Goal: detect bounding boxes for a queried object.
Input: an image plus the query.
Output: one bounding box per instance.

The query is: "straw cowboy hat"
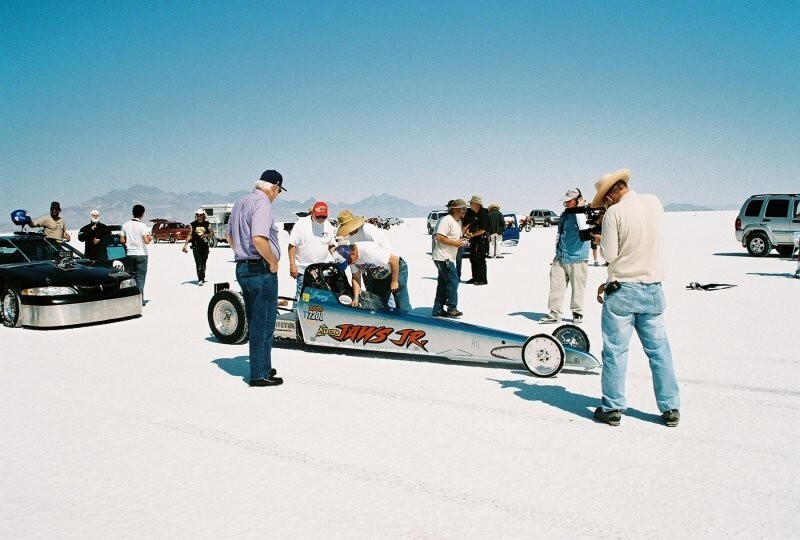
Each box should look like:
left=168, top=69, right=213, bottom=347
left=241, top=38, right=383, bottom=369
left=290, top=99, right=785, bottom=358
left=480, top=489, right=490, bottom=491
left=336, top=209, right=366, bottom=237
left=488, top=203, right=500, bottom=212
left=591, top=168, right=631, bottom=208
left=447, top=199, right=469, bottom=209
left=469, top=195, right=483, bottom=206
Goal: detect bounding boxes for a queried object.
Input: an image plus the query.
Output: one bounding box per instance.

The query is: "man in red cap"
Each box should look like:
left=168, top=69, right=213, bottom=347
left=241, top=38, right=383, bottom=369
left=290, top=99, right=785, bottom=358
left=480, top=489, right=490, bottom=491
left=288, top=201, right=337, bottom=300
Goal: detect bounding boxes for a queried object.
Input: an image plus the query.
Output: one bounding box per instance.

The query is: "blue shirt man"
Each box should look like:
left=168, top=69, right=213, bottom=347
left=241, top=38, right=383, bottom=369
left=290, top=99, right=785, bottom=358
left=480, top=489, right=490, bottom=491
left=226, top=170, right=286, bottom=387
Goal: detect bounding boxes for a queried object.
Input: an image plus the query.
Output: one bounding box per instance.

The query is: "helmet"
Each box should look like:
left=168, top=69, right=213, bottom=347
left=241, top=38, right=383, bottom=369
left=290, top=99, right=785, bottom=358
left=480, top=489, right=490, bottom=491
left=11, top=209, right=32, bottom=226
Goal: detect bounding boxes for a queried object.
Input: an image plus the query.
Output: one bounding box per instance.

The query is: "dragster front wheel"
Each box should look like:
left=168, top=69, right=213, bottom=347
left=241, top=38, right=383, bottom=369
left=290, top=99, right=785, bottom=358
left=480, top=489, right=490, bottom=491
left=553, top=324, right=590, bottom=352
left=522, top=334, right=565, bottom=377
left=208, top=290, right=249, bottom=344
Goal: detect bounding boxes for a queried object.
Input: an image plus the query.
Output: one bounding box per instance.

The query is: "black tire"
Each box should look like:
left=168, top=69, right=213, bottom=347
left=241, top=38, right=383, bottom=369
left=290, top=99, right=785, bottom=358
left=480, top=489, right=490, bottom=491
left=544, top=221, right=551, bottom=227
left=776, top=245, right=794, bottom=257
left=208, top=290, right=249, bottom=344
left=207, top=236, right=217, bottom=248
left=553, top=324, right=590, bottom=352
left=152, top=236, right=158, bottom=244
left=522, top=334, right=564, bottom=377
left=746, top=232, right=771, bottom=257
left=525, top=222, right=532, bottom=232
left=1, top=288, right=22, bottom=328
left=168, top=234, right=176, bottom=244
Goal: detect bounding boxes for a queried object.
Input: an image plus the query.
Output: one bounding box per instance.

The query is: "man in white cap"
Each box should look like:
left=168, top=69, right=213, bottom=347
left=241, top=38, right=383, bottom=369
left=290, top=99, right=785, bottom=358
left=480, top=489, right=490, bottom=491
left=464, top=195, right=489, bottom=285
left=589, top=168, right=680, bottom=427
left=539, top=188, right=590, bottom=324
left=288, top=201, right=336, bottom=299
left=182, top=209, right=213, bottom=285
left=78, top=209, right=110, bottom=260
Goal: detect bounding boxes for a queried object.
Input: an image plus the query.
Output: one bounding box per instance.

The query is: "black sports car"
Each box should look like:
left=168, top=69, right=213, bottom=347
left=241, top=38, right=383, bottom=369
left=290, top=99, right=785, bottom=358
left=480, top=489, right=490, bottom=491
left=0, top=232, right=141, bottom=328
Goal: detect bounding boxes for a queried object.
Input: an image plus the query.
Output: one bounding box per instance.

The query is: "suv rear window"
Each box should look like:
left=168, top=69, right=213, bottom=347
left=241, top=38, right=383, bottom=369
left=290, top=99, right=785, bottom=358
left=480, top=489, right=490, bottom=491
left=744, top=199, right=763, bottom=217
left=765, top=199, right=790, bottom=218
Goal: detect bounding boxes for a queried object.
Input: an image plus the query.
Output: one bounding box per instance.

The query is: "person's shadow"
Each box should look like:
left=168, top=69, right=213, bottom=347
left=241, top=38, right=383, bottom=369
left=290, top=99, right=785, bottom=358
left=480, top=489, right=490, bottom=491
left=508, top=311, right=546, bottom=322
left=488, top=376, right=662, bottom=424
left=212, top=356, right=251, bottom=382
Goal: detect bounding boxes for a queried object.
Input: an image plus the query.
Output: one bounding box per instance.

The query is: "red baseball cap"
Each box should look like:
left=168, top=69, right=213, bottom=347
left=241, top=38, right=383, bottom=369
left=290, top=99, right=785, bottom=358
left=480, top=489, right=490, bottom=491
left=312, top=201, right=328, bottom=217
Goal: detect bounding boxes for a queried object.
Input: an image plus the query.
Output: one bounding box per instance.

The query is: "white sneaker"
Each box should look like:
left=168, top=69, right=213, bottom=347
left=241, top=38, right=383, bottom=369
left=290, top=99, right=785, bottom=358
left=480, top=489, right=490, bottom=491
left=539, top=314, right=561, bottom=324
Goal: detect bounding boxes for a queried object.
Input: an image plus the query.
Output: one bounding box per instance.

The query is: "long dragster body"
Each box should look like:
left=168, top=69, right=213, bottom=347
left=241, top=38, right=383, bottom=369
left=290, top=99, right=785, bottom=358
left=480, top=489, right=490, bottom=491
left=208, top=263, right=601, bottom=377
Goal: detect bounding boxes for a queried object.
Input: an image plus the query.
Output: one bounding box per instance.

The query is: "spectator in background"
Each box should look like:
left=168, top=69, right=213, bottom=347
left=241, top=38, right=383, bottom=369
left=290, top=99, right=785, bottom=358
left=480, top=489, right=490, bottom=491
left=182, top=209, right=213, bottom=285
left=77, top=209, right=110, bottom=260
left=120, top=204, right=152, bottom=304
left=32, top=201, right=71, bottom=243
left=464, top=195, right=489, bottom=285
left=432, top=199, right=469, bottom=318
left=289, top=201, right=336, bottom=299
left=539, top=188, right=590, bottom=325
left=487, top=203, right=505, bottom=258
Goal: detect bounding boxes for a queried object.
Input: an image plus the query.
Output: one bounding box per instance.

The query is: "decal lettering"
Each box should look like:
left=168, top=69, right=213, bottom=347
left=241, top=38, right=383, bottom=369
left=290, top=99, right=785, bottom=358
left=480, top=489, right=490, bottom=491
left=327, top=324, right=428, bottom=351
left=306, top=305, right=324, bottom=321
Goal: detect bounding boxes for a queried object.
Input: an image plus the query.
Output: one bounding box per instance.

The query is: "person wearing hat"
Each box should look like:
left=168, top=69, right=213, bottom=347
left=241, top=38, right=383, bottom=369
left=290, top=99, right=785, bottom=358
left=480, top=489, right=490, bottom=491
left=32, top=201, right=71, bottom=243
left=539, top=188, right=591, bottom=325
left=463, top=195, right=489, bottom=285
left=336, top=208, right=396, bottom=304
left=333, top=242, right=411, bottom=311
left=288, top=201, right=336, bottom=300
left=431, top=199, right=470, bottom=318
left=78, top=209, right=110, bottom=260
left=182, top=209, right=213, bottom=285
left=487, top=203, right=505, bottom=259
left=589, top=168, right=680, bottom=427
left=226, top=169, right=286, bottom=387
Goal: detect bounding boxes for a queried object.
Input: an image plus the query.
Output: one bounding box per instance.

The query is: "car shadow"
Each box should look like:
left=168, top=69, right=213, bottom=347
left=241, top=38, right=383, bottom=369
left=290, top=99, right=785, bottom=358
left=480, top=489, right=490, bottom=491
left=508, top=311, right=547, bottom=321
left=488, top=377, right=663, bottom=425
left=747, top=272, right=798, bottom=278
left=713, top=252, right=791, bottom=258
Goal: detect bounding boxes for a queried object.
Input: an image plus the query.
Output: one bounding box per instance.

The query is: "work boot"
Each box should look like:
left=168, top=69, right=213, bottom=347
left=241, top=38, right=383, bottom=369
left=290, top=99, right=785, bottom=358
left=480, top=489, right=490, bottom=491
left=662, top=409, right=680, bottom=427
left=594, top=407, right=621, bottom=426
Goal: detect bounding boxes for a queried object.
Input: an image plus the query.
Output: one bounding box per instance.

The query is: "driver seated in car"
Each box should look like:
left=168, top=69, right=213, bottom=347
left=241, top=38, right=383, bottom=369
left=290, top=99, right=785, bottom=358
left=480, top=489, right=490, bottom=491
left=334, top=242, right=412, bottom=311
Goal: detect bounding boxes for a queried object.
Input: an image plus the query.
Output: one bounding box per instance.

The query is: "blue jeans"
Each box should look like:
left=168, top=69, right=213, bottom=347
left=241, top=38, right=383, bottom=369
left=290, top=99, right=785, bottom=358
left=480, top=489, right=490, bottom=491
left=236, top=261, right=278, bottom=381
left=370, top=259, right=411, bottom=311
left=295, top=273, right=304, bottom=300
left=126, top=255, right=148, bottom=301
left=600, top=282, right=680, bottom=413
left=433, top=259, right=459, bottom=314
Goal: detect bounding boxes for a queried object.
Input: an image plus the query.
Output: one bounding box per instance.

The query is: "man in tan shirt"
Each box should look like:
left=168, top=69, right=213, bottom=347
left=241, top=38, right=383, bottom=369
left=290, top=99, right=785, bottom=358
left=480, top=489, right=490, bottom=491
left=32, top=201, right=71, bottom=243
left=589, top=169, right=680, bottom=428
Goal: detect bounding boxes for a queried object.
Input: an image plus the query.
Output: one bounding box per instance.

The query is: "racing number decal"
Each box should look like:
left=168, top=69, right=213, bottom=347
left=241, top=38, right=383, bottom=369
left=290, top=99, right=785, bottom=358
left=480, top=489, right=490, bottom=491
left=306, top=305, right=324, bottom=321
left=316, top=323, right=429, bottom=351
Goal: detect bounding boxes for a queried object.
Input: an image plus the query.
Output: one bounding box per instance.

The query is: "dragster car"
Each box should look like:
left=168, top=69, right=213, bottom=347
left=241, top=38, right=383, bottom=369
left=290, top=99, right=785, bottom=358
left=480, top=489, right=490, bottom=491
left=207, top=263, right=601, bottom=377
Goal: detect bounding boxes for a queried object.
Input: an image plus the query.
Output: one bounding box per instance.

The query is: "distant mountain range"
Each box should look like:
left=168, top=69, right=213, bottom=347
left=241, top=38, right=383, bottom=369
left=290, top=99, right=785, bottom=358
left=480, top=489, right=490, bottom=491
left=663, top=203, right=738, bottom=212
left=35, top=185, right=440, bottom=227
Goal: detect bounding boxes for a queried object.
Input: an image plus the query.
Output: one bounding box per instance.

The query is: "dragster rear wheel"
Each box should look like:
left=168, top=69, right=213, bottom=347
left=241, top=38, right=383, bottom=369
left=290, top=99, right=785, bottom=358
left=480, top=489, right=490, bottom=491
left=553, top=324, right=590, bottom=352
left=522, top=334, right=565, bottom=377
left=208, top=290, right=249, bottom=344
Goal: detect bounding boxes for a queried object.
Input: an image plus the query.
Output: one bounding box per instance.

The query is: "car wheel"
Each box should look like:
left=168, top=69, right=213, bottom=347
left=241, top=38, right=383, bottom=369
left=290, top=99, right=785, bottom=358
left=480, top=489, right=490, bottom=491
left=152, top=236, right=158, bottom=244
left=776, top=245, right=794, bottom=257
left=168, top=234, right=176, bottom=244
left=553, top=324, right=590, bottom=352
left=522, top=334, right=564, bottom=377
left=525, top=222, right=532, bottom=232
left=1, top=288, right=22, bottom=328
left=746, top=232, right=771, bottom=257
left=544, top=221, right=551, bottom=227
left=207, top=236, right=217, bottom=248
left=208, top=290, right=249, bottom=344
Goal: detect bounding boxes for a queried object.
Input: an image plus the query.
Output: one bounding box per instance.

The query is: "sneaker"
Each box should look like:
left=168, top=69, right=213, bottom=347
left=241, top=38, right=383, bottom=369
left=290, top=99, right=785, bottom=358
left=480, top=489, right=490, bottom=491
left=198, top=280, right=205, bottom=286
left=794, top=269, right=800, bottom=279
left=593, top=261, right=600, bottom=266
left=573, top=313, right=583, bottom=324
left=662, top=409, right=680, bottom=427
left=446, top=309, right=463, bottom=318
left=594, top=407, right=621, bottom=426
left=495, top=255, right=504, bottom=259
left=473, top=281, right=488, bottom=286
left=465, top=278, right=477, bottom=284
left=249, top=376, right=283, bottom=387
left=538, top=314, right=561, bottom=324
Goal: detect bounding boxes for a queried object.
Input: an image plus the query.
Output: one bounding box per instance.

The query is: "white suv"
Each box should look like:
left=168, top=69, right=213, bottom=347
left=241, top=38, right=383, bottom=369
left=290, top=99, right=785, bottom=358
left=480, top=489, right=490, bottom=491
left=426, top=210, right=449, bottom=234
left=735, top=194, right=800, bottom=256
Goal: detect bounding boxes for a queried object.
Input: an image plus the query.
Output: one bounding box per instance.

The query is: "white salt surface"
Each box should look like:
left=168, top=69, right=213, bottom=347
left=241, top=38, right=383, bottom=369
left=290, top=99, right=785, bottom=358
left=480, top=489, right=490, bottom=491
left=1, top=211, right=798, bottom=538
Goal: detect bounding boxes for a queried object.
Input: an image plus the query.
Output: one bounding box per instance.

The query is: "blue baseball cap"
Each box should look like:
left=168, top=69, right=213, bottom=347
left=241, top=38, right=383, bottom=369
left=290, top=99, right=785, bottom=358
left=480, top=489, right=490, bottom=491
left=334, top=245, right=352, bottom=271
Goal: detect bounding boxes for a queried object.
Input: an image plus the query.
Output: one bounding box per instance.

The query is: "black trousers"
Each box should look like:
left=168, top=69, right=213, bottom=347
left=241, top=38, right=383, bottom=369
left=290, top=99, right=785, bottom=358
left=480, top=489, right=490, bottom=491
left=469, top=236, right=488, bottom=282
left=192, top=244, right=209, bottom=281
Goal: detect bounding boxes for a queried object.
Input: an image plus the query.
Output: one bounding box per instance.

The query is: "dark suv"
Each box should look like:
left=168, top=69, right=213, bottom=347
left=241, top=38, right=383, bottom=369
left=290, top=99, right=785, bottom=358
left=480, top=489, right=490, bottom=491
left=151, top=220, right=190, bottom=244
left=735, top=194, right=800, bottom=256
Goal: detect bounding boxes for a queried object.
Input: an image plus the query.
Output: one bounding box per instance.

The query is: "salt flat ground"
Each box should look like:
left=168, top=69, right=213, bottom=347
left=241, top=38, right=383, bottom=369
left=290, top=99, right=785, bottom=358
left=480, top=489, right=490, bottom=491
left=1, top=211, right=798, bottom=539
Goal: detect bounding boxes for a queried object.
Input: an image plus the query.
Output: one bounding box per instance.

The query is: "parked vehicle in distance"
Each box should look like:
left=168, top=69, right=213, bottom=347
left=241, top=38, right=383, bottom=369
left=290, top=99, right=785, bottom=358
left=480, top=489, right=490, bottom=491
left=426, top=210, right=449, bottom=234
left=0, top=231, right=141, bottom=328
left=735, top=194, right=800, bottom=256
left=151, top=220, right=190, bottom=244
left=201, top=203, right=233, bottom=248
left=529, top=209, right=560, bottom=227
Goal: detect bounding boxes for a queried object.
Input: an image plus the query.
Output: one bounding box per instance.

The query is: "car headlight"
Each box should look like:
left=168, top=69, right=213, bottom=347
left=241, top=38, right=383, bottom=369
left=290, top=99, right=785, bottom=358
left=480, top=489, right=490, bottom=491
left=119, top=278, right=137, bottom=289
left=22, top=286, right=77, bottom=296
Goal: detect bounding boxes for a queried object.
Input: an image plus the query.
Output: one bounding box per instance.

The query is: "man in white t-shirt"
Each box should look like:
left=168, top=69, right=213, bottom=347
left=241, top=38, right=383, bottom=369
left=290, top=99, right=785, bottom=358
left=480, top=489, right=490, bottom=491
left=432, top=199, right=470, bottom=318
left=120, top=204, right=152, bottom=304
left=334, top=241, right=411, bottom=311
left=288, top=201, right=336, bottom=299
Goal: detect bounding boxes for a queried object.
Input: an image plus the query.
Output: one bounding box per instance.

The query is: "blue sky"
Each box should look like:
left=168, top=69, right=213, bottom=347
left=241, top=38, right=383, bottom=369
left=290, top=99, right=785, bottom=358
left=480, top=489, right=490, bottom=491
left=2, top=0, right=798, bottom=213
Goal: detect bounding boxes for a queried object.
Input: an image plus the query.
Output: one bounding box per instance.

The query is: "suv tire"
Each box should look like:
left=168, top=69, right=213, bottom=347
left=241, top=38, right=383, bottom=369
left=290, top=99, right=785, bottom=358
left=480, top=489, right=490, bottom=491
left=776, top=245, right=794, bottom=257
left=168, top=234, right=176, bottom=244
left=746, top=231, right=771, bottom=257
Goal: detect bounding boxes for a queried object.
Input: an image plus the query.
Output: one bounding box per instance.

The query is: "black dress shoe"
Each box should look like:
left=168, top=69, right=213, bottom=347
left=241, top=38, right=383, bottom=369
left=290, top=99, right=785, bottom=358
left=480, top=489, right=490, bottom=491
left=465, top=278, right=477, bottom=284
left=249, top=376, right=283, bottom=387
left=474, top=281, right=488, bottom=286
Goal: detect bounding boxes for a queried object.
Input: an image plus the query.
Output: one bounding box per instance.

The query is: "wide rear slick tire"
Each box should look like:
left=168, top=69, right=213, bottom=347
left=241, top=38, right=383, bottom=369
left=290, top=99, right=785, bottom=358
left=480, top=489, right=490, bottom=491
left=522, top=334, right=564, bottom=377
left=208, top=290, right=249, bottom=344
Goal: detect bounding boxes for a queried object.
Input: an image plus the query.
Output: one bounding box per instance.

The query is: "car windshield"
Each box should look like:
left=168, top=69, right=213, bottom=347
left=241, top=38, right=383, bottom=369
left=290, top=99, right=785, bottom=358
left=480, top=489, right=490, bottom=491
left=7, top=236, right=82, bottom=263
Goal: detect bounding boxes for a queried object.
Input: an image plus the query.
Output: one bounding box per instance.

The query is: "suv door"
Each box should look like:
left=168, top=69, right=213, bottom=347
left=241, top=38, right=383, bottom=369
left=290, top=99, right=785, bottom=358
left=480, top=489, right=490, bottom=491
left=764, top=197, right=793, bottom=245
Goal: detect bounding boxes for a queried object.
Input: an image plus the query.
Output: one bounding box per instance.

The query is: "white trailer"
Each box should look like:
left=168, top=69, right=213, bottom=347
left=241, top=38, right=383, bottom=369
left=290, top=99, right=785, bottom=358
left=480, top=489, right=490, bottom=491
left=201, top=203, right=234, bottom=248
